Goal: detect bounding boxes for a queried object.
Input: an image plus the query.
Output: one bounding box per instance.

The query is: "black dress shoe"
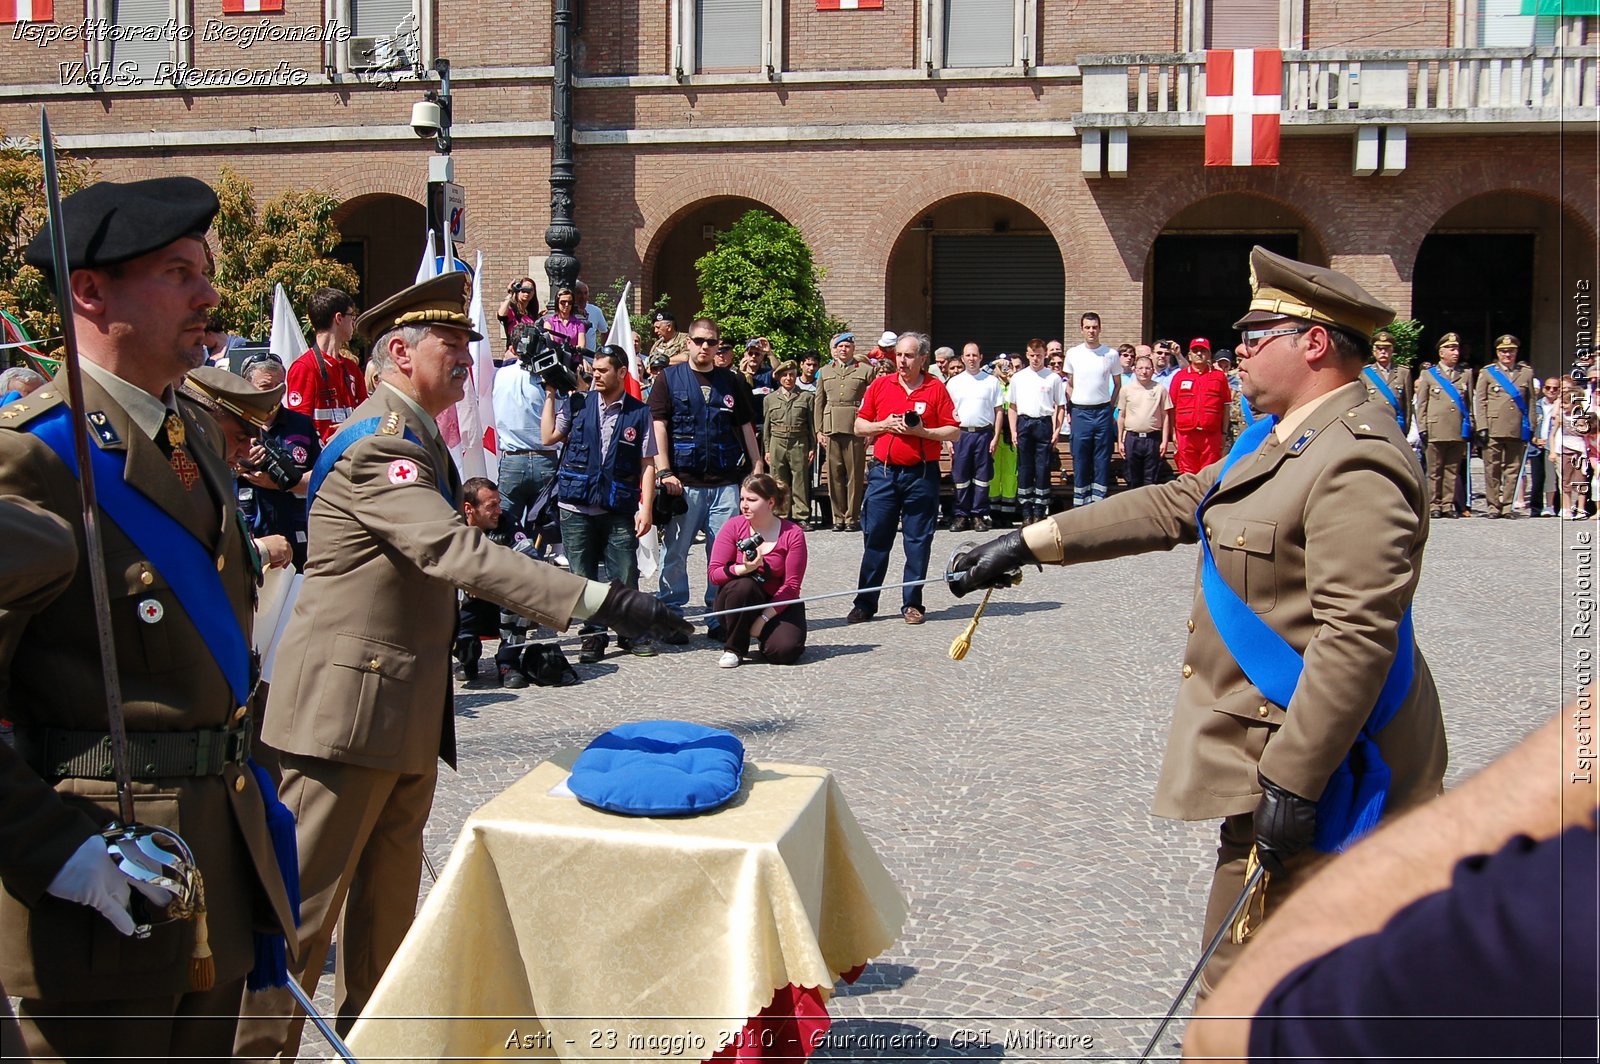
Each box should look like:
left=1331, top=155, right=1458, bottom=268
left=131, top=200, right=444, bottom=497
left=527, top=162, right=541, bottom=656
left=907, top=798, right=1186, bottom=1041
left=846, top=607, right=873, bottom=624
left=950, top=517, right=972, bottom=532
left=579, top=633, right=609, bottom=664
left=832, top=523, right=847, bottom=532
left=845, top=522, right=862, bottom=532
left=973, top=516, right=991, bottom=532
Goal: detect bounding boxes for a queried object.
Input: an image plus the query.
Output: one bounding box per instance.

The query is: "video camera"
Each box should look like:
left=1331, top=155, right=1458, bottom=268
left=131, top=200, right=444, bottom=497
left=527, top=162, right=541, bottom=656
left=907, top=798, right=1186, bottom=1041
left=244, top=436, right=301, bottom=492
left=512, top=323, right=589, bottom=393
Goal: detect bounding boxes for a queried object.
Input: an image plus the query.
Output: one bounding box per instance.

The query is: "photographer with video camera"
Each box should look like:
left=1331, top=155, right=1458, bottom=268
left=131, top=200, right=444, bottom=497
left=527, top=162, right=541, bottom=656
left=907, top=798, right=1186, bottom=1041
left=707, top=473, right=809, bottom=668
left=494, top=317, right=587, bottom=536
left=542, top=344, right=660, bottom=662
left=497, top=276, right=541, bottom=365
left=238, top=350, right=320, bottom=570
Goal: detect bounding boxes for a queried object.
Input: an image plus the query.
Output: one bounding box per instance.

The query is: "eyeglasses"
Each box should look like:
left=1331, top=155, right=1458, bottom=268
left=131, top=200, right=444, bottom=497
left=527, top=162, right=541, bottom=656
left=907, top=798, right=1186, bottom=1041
left=1240, top=326, right=1309, bottom=351
left=240, top=352, right=284, bottom=372
left=516, top=287, right=535, bottom=294
left=687, top=335, right=719, bottom=346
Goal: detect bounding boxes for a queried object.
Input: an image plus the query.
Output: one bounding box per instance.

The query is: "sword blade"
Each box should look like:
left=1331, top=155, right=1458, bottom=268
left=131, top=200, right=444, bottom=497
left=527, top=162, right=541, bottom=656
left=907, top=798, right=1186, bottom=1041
left=695, top=574, right=952, bottom=620
left=1135, top=862, right=1266, bottom=1064
left=40, top=109, right=136, bottom=827
left=287, top=979, right=362, bottom=1063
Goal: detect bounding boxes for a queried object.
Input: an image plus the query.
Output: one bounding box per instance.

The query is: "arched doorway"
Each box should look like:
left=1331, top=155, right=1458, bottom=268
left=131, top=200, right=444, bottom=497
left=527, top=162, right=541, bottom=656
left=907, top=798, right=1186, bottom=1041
left=647, top=197, right=789, bottom=323
left=1413, top=192, right=1596, bottom=379
left=1147, top=194, right=1328, bottom=350
left=335, top=193, right=427, bottom=310
left=885, top=195, right=1063, bottom=354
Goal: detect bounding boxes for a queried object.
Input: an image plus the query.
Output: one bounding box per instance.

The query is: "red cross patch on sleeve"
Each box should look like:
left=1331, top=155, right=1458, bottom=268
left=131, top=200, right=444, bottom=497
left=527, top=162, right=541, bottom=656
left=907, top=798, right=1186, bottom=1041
left=388, top=459, right=420, bottom=485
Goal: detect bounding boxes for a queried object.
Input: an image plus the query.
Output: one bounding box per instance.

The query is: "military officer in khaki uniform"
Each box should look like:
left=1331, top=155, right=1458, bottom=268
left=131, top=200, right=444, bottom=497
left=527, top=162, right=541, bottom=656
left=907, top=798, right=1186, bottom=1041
left=1414, top=332, right=1475, bottom=518
left=763, top=361, right=816, bottom=524
left=0, top=177, right=298, bottom=1060
left=235, top=275, right=691, bottom=1059
left=648, top=308, right=689, bottom=365
left=1473, top=334, right=1538, bottom=518
left=814, top=332, right=875, bottom=531
left=951, top=246, right=1445, bottom=996
left=1360, top=329, right=1414, bottom=432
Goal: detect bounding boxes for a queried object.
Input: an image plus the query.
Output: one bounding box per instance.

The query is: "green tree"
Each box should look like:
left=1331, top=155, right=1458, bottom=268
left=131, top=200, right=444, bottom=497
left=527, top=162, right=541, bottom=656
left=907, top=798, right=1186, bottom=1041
left=1382, top=318, right=1425, bottom=367
left=693, top=210, right=843, bottom=364
left=211, top=165, right=360, bottom=341
left=0, top=130, right=95, bottom=367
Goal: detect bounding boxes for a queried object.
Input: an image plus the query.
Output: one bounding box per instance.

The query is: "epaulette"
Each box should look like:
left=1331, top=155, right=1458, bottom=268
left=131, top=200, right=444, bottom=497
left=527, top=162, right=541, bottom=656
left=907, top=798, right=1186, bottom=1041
left=0, top=388, right=66, bottom=432
left=1338, top=406, right=1394, bottom=441
left=376, top=411, right=403, bottom=436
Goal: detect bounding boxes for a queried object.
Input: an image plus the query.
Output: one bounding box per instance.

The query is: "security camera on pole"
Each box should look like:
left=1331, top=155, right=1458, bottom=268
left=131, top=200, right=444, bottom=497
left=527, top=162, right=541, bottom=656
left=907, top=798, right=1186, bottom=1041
left=412, top=57, right=463, bottom=267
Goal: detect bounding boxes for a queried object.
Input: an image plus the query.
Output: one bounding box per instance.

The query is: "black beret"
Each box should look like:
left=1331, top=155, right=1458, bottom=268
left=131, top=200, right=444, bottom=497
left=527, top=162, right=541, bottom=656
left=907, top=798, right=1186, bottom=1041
left=23, top=176, right=219, bottom=275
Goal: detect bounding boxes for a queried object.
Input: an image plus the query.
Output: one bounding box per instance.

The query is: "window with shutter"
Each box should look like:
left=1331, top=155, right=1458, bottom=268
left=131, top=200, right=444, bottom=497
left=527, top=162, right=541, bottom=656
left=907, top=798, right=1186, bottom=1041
left=698, top=0, right=762, bottom=73
left=353, top=0, right=415, bottom=39
left=1205, top=0, right=1279, bottom=49
left=1477, top=0, right=1559, bottom=46
left=944, top=0, right=1015, bottom=67
left=109, top=0, right=172, bottom=80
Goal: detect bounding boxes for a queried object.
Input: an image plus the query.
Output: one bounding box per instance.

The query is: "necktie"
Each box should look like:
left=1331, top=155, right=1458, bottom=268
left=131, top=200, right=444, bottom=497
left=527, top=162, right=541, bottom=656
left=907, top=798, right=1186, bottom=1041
left=162, top=412, right=201, bottom=491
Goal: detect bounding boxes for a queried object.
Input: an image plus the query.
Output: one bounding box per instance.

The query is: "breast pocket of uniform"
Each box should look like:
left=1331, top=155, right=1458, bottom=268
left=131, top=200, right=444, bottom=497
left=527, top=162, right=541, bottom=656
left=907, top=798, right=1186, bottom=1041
left=1212, top=516, right=1278, bottom=613
left=315, top=633, right=417, bottom=758
left=106, top=548, right=181, bottom=675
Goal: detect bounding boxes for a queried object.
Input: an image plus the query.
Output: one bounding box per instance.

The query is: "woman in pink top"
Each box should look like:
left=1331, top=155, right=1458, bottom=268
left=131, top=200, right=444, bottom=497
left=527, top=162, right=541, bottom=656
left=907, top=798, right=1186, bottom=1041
left=541, top=285, right=588, bottom=350
left=708, top=473, right=809, bottom=668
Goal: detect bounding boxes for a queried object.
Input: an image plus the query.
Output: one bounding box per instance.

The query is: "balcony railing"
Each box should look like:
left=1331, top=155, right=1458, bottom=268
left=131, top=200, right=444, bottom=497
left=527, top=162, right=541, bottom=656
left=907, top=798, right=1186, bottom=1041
left=1078, top=47, right=1598, bottom=123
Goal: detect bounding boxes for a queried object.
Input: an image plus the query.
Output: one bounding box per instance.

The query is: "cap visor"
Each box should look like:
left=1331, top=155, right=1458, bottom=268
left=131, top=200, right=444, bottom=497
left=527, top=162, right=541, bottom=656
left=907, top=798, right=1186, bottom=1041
left=1231, top=309, right=1285, bottom=329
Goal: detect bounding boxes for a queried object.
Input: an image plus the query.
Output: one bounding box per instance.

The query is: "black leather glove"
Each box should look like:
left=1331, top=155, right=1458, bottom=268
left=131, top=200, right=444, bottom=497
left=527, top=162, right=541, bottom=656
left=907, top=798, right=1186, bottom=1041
left=948, top=530, right=1037, bottom=598
left=1473, top=429, right=1488, bottom=448
left=590, top=583, right=694, bottom=643
left=1253, top=773, right=1318, bottom=876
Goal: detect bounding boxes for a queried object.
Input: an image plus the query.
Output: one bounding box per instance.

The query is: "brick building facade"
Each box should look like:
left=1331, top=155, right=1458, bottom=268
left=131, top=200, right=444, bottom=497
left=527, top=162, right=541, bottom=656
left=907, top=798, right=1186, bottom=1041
left=1, top=1, right=1595, bottom=374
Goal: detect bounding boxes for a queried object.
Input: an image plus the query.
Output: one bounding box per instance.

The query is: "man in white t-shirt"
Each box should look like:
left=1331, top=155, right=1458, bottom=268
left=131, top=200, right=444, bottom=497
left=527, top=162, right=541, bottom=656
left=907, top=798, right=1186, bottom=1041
left=1063, top=311, right=1120, bottom=506
left=945, top=342, right=1005, bottom=531
left=575, top=280, right=608, bottom=344
left=1006, top=339, right=1065, bottom=523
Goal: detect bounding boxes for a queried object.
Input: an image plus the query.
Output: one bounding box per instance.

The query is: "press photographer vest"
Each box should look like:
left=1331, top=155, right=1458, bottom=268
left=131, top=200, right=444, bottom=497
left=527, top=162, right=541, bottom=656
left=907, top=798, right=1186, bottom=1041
left=664, top=363, right=746, bottom=483
left=557, top=391, right=650, bottom=512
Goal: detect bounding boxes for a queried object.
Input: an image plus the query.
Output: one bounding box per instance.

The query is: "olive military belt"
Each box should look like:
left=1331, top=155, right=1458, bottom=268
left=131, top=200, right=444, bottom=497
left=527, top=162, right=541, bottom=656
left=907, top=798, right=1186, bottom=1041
left=14, top=722, right=251, bottom=781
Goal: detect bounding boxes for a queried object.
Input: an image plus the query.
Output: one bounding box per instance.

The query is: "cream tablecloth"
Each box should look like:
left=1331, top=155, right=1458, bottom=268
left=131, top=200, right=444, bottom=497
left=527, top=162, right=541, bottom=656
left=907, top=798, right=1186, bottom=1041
left=346, top=754, right=907, bottom=1062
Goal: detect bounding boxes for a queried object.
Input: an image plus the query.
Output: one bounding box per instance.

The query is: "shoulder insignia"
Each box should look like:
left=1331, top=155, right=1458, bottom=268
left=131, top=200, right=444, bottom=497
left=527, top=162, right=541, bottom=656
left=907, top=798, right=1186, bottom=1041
left=35, top=390, right=54, bottom=401
left=377, top=412, right=403, bottom=436
left=1289, top=427, right=1317, bottom=453
left=87, top=411, right=122, bottom=446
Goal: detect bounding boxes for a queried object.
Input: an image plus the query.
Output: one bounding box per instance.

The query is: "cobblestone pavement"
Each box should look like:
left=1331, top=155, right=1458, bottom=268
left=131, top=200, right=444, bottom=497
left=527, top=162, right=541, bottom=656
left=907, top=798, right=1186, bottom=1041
left=303, top=509, right=1582, bottom=1060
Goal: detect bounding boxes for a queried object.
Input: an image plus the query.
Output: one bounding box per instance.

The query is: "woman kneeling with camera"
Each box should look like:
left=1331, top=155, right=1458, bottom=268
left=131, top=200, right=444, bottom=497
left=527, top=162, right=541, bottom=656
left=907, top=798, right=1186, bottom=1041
left=708, top=473, right=809, bottom=668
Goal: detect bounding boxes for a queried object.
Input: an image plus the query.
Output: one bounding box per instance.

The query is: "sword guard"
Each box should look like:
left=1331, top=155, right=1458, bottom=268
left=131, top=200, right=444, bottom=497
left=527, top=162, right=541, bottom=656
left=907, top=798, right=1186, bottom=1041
left=100, top=822, right=202, bottom=936
left=946, top=541, right=1026, bottom=590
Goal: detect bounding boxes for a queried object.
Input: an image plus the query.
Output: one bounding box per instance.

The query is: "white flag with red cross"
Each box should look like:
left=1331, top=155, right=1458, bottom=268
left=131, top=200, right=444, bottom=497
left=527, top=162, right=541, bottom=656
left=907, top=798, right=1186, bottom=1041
left=221, top=0, right=285, bottom=13
left=0, top=0, right=53, bottom=22
left=1204, top=49, right=1282, bottom=167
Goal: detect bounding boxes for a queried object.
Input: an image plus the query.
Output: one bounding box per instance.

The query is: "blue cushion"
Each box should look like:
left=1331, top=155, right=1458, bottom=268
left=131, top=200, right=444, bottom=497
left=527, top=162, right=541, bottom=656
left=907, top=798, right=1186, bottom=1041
left=568, top=721, right=745, bottom=816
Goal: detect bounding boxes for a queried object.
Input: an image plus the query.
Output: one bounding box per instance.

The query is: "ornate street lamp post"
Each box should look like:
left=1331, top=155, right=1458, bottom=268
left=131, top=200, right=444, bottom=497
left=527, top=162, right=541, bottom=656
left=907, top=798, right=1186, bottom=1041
left=545, top=0, right=579, bottom=301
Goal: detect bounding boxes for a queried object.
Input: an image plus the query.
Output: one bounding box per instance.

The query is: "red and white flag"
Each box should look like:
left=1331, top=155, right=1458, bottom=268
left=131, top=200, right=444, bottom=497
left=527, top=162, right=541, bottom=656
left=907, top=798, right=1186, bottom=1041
left=222, top=0, right=285, bottom=13
left=0, top=0, right=54, bottom=23
left=605, top=282, right=644, bottom=401
left=1204, top=49, right=1282, bottom=167
left=816, top=0, right=883, bottom=8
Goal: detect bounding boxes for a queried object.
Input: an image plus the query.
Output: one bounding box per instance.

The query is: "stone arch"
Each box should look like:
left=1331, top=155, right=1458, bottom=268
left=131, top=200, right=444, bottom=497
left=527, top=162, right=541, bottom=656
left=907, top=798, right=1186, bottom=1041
left=637, top=165, right=821, bottom=285
left=323, top=159, right=427, bottom=212
left=641, top=194, right=797, bottom=325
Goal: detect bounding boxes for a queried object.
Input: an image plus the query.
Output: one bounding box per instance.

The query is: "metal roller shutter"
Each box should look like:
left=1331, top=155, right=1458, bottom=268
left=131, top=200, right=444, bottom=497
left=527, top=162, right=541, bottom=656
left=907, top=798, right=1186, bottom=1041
left=945, top=0, right=1014, bottom=68
left=699, top=0, right=762, bottom=72
left=110, top=0, right=172, bottom=80
left=931, top=235, right=1064, bottom=354
left=1206, top=0, right=1280, bottom=49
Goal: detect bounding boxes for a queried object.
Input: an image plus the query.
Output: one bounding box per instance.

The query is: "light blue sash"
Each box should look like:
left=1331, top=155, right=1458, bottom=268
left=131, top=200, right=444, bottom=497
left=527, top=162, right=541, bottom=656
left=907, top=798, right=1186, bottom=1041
left=1483, top=365, right=1531, bottom=441
left=1425, top=366, right=1471, bottom=437
left=307, top=416, right=453, bottom=511
left=1362, top=366, right=1406, bottom=430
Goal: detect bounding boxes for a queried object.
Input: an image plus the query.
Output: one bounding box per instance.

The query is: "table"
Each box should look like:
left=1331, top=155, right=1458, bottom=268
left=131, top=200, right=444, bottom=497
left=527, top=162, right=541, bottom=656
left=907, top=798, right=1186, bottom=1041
left=346, top=754, right=908, bottom=1061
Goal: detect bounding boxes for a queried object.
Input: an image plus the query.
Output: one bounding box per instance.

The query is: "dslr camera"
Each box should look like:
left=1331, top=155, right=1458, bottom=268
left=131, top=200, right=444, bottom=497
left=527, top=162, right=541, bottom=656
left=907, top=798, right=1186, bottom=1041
left=245, top=436, right=301, bottom=492
left=900, top=409, right=922, bottom=430
left=736, top=532, right=764, bottom=561
left=512, top=323, right=589, bottom=393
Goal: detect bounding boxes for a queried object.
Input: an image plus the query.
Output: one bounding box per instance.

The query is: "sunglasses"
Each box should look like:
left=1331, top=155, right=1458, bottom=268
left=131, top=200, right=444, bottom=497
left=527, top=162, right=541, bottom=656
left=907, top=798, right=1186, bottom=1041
left=240, top=352, right=284, bottom=372
left=688, top=335, right=719, bottom=346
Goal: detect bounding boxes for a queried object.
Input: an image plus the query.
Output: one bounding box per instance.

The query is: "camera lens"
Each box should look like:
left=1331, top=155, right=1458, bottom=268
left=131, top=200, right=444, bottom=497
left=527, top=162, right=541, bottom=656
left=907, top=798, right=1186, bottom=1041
left=902, top=409, right=922, bottom=430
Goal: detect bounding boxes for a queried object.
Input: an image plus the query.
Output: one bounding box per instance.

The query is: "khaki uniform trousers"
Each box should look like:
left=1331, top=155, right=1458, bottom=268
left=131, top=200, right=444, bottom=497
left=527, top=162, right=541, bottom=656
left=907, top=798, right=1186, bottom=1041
left=234, top=752, right=438, bottom=1060
left=825, top=433, right=866, bottom=525
left=1482, top=437, right=1528, bottom=515
left=1196, top=813, right=1326, bottom=999
left=769, top=435, right=811, bottom=521
left=1425, top=439, right=1466, bottom=513
left=18, top=975, right=246, bottom=1062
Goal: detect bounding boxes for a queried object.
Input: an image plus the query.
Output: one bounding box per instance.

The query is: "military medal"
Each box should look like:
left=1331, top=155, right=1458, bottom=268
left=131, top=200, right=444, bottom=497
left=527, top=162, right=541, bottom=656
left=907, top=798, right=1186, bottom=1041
left=166, top=415, right=201, bottom=490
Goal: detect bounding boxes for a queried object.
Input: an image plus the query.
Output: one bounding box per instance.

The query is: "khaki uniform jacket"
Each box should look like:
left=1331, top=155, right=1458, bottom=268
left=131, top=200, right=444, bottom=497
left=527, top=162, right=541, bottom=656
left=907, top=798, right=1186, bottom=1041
left=762, top=387, right=815, bottom=454
left=1361, top=363, right=1413, bottom=427
left=1043, top=382, right=1446, bottom=821
left=1414, top=364, right=1474, bottom=441
left=1473, top=362, right=1537, bottom=439
left=650, top=333, right=688, bottom=364
left=263, top=386, right=588, bottom=777
left=0, top=377, right=297, bottom=999
left=814, top=360, right=875, bottom=436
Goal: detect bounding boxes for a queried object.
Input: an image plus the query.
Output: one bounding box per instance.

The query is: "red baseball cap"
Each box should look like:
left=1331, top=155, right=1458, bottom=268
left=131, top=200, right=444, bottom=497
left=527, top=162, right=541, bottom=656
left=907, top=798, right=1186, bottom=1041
left=1188, top=337, right=1211, bottom=352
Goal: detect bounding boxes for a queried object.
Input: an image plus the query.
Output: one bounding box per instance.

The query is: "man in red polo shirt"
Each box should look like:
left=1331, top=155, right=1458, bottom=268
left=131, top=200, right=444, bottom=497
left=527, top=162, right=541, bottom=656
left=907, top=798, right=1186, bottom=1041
left=846, top=331, right=958, bottom=625
left=285, top=286, right=365, bottom=442
left=1169, top=336, right=1232, bottom=473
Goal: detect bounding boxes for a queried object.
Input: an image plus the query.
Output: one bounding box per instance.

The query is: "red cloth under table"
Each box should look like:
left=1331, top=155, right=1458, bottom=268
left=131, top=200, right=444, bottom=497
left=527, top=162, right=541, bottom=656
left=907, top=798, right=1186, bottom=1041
left=709, top=965, right=866, bottom=1061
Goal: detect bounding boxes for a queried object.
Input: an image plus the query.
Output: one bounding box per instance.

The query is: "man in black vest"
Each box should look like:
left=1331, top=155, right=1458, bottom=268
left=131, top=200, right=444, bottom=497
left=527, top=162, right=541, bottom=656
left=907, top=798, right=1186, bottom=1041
left=648, top=317, right=764, bottom=640
left=543, top=346, right=661, bottom=660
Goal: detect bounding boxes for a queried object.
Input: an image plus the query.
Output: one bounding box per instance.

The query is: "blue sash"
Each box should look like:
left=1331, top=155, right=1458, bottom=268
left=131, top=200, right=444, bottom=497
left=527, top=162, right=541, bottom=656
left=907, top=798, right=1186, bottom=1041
left=1362, top=366, right=1406, bottom=430
left=1238, top=392, right=1256, bottom=427
left=29, top=406, right=250, bottom=705
left=1425, top=366, right=1471, bottom=437
left=307, top=416, right=454, bottom=511
left=1196, top=415, right=1416, bottom=853
left=1484, top=365, right=1532, bottom=442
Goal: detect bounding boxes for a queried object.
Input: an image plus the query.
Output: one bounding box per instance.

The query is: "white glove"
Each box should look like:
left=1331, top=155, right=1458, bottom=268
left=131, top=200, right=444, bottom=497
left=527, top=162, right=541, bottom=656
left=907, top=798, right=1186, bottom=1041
left=45, top=834, right=174, bottom=936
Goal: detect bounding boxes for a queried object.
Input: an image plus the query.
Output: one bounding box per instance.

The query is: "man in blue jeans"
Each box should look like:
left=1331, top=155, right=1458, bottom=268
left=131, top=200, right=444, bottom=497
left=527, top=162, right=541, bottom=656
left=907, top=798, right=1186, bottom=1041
left=543, top=347, right=660, bottom=661
left=1063, top=311, right=1120, bottom=506
left=846, top=332, right=959, bottom=626
left=492, top=352, right=561, bottom=546
left=650, top=317, right=764, bottom=640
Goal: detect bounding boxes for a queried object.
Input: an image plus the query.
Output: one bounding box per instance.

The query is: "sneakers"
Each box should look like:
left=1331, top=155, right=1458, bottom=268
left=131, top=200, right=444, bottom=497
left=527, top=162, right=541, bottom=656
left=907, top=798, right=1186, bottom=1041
left=846, top=607, right=873, bottom=624
left=452, top=661, right=474, bottom=683
left=1567, top=508, right=1591, bottom=521
left=579, top=633, right=609, bottom=664
left=902, top=605, right=925, bottom=625
left=718, top=652, right=742, bottom=669
left=498, top=664, right=529, bottom=690
left=617, top=636, right=657, bottom=657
